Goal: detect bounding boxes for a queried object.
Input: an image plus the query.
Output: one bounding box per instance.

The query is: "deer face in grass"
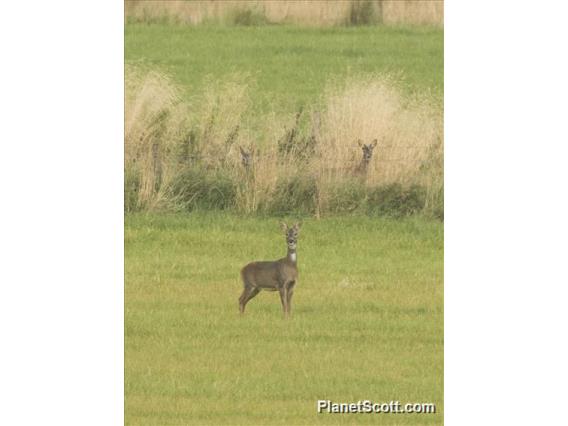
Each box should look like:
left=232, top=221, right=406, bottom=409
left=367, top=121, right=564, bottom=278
left=281, top=222, right=301, bottom=251
left=358, top=139, right=378, bottom=162
left=239, top=146, right=254, bottom=169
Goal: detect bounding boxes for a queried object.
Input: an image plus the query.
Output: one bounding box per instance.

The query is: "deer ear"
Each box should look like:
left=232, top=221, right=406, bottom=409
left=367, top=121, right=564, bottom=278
left=357, top=140, right=363, bottom=147
left=371, top=139, right=377, bottom=148
left=239, top=146, right=246, bottom=155
left=280, top=222, right=288, bottom=232
left=293, top=222, right=301, bottom=232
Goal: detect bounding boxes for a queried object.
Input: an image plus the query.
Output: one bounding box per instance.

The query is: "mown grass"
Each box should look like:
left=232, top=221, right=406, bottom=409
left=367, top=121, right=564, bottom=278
left=125, top=213, right=443, bottom=425
left=124, top=24, right=443, bottom=114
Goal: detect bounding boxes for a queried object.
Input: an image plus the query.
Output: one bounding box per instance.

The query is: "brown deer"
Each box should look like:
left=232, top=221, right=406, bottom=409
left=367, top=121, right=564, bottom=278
left=239, top=145, right=255, bottom=172
left=239, top=222, right=301, bottom=317
left=355, top=139, right=378, bottom=177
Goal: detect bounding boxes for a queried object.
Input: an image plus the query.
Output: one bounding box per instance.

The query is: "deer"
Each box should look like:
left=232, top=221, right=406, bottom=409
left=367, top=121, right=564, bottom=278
left=239, top=145, right=255, bottom=173
left=239, top=222, right=301, bottom=317
left=355, top=139, right=378, bottom=178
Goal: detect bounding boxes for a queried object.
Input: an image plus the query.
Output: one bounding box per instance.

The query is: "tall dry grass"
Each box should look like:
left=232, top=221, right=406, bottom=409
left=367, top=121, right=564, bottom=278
left=314, top=76, right=443, bottom=214
left=124, top=66, right=192, bottom=211
left=124, top=1, right=444, bottom=27
left=124, top=66, right=443, bottom=218
left=381, top=0, right=444, bottom=26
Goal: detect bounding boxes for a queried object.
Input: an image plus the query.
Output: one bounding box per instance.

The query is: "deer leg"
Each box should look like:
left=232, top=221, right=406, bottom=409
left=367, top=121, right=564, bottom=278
left=243, top=287, right=260, bottom=308
left=239, top=286, right=255, bottom=314
left=286, top=281, right=295, bottom=316
left=240, top=286, right=260, bottom=313
left=278, top=287, right=288, bottom=318
left=238, top=288, right=248, bottom=314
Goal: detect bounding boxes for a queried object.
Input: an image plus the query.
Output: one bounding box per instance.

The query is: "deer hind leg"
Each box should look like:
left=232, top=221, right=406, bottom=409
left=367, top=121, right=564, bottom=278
left=238, top=288, right=248, bottom=314
left=239, top=285, right=259, bottom=314
left=243, top=287, right=260, bottom=310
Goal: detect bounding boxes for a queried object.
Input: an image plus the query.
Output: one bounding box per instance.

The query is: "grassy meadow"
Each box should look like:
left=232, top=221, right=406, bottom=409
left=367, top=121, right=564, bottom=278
left=125, top=24, right=443, bottom=113
left=124, top=24, right=443, bottom=217
left=125, top=12, right=443, bottom=424
left=125, top=214, right=443, bottom=425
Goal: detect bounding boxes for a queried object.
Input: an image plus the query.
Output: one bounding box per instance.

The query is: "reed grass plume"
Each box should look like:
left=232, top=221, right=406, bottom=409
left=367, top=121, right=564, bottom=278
left=313, top=76, right=442, bottom=213
left=124, top=1, right=444, bottom=27
left=197, top=75, right=252, bottom=169
left=124, top=66, right=191, bottom=210
left=124, top=66, right=443, bottom=217
left=317, top=76, right=442, bottom=182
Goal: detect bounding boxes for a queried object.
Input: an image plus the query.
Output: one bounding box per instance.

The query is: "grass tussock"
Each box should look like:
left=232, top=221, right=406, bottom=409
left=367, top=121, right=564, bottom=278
left=316, top=76, right=443, bottom=217
left=124, top=0, right=443, bottom=27
left=124, top=66, right=192, bottom=211
left=124, top=66, right=443, bottom=219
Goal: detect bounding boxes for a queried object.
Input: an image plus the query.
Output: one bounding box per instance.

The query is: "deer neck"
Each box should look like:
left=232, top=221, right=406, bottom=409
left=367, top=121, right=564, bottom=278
left=287, top=248, right=297, bottom=264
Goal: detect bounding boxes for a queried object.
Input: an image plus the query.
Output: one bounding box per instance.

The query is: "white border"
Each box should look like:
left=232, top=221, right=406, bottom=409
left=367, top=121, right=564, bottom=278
left=0, top=1, right=123, bottom=425
left=1, top=1, right=567, bottom=425
left=446, top=1, right=568, bottom=424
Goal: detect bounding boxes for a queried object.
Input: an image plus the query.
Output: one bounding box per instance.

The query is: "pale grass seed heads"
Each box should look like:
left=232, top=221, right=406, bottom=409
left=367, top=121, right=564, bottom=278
left=124, top=0, right=444, bottom=27
left=124, top=66, right=443, bottom=216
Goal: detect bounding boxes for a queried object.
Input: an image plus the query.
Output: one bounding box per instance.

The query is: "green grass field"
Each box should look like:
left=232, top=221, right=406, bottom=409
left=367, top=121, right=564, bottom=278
left=125, top=21, right=444, bottom=424
left=125, top=213, right=443, bottom=424
left=125, top=24, right=443, bottom=113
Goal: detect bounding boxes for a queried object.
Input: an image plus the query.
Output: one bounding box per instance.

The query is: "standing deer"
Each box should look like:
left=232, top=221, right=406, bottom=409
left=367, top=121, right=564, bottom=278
left=239, top=222, right=301, bottom=317
left=355, top=139, right=378, bottom=177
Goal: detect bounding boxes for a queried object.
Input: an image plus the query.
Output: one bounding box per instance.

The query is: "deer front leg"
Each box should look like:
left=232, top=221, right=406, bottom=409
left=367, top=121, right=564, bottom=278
left=278, top=286, right=288, bottom=318
left=286, top=281, right=295, bottom=316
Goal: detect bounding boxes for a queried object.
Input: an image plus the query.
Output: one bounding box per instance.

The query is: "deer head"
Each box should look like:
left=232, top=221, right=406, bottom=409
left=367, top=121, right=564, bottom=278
left=280, top=222, right=301, bottom=251
left=239, top=145, right=255, bottom=170
left=357, top=139, right=378, bottom=163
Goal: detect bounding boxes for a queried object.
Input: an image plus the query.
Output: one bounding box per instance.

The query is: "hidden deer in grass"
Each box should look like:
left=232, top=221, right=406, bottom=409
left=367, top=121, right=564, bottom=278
left=355, top=139, right=378, bottom=178
left=239, top=222, right=301, bottom=317
left=239, top=145, right=254, bottom=173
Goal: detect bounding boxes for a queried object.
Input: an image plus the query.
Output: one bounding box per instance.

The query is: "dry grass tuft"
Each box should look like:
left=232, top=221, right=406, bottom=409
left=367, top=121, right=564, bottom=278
left=124, top=0, right=444, bottom=27
left=124, top=66, right=191, bottom=211
left=124, top=66, right=443, bottom=217
left=313, top=76, right=443, bottom=212
left=196, top=75, right=252, bottom=169
left=382, top=0, right=444, bottom=26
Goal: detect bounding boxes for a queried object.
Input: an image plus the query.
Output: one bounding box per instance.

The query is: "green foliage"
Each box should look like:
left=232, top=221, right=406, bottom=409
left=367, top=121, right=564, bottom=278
left=367, top=183, right=427, bottom=218
left=265, top=174, right=318, bottom=215
left=171, top=167, right=236, bottom=211
left=325, top=179, right=367, bottom=214
left=427, top=184, right=444, bottom=221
